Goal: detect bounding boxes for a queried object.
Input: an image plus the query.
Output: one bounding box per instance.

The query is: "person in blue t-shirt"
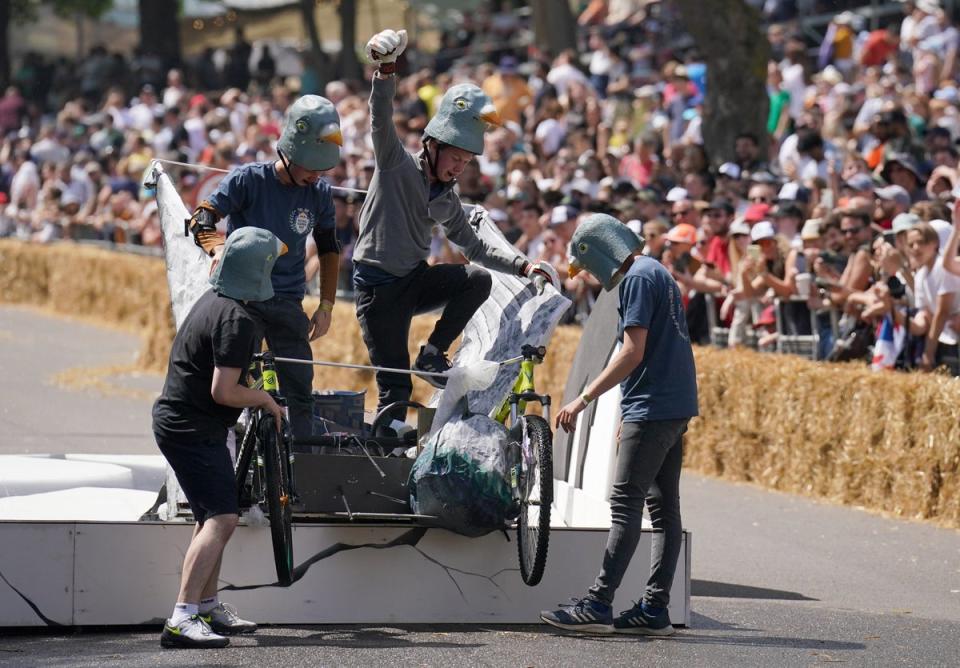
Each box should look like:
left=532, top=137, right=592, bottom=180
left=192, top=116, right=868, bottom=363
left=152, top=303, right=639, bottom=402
left=187, top=94, right=343, bottom=439
left=541, top=213, right=699, bottom=637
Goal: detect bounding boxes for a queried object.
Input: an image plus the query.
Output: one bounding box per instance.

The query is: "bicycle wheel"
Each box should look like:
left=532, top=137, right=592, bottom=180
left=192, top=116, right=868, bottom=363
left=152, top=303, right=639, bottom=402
left=261, top=416, right=294, bottom=585
left=517, top=414, right=553, bottom=586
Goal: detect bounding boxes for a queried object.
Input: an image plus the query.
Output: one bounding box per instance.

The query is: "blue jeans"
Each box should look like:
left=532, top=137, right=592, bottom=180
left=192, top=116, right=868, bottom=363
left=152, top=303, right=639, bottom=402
left=588, top=418, right=688, bottom=608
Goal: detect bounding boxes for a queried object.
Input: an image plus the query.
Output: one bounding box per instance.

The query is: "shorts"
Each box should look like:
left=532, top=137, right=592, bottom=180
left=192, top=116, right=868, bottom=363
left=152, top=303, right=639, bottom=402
left=155, top=431, right=239, bottom=525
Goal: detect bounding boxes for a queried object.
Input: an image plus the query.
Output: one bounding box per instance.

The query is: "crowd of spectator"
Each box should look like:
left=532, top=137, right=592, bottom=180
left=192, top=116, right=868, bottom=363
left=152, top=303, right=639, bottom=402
left=4, top=0, right=960, bottom=373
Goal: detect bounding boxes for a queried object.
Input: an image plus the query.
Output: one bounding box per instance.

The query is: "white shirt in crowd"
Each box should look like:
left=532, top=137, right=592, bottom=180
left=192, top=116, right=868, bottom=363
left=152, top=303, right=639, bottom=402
left=914, top=257, right=960, bottom=346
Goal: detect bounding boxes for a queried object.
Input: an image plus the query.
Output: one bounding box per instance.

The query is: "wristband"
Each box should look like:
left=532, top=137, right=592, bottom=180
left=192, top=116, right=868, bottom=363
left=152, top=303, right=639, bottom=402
left=581, top=392, right=593, bottom=405
left=318, top=301, right=334, bottom=313
left=378, top=62, right=397, bottom=75
left=517, top=259, right=530, bottom=277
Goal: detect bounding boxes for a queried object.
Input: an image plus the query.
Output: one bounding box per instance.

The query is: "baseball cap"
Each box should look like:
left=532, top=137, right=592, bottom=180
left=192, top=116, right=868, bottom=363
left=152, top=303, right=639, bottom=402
left=665, top=223, right=697, bottom=245
left=550, top=205, right=579, bottom=225
left=772, top=203, right=804, bottom=219
left=875, top=184, right=911, bottom=208
left=730, top=219, right=751, bottom=236
left=744, top=202, right=772, bottom=223
left=666, top=186, right=689, bottom=202
left=750, top=220, right=777, bottom=241
left=718, top=162, right=741, bottom=180
left=800, top=218, right=822, bottom=240
left=844, top=173, right=875, bottom=192
left=891, top=212, right=920, bottom=234
left=777, top=182, right=811, bottom=203
left=749, top=170, right=779, bottom=185
left=706, top=197, right=735, bottom=214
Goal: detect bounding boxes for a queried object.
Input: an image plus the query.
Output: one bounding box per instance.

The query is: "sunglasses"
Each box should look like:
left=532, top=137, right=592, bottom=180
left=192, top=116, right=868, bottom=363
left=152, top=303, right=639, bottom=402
left=841, top=226, right=864, bottom=235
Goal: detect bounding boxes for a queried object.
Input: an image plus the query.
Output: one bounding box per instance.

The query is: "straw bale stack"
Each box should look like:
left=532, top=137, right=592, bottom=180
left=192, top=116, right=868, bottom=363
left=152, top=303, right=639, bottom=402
left=4, top=241, right=959, bottom=528
left=687, top=346, right=960, bottom=528
left=0, top=240, right=173, bottom=372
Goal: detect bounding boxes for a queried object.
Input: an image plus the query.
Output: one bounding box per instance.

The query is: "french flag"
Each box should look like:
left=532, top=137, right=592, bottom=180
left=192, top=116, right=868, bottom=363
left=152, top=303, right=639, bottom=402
left=871, top=315, right=906, bottom=371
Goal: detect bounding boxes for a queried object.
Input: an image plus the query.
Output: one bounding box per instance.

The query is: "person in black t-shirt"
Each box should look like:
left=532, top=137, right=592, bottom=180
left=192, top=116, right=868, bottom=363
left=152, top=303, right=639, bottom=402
left=153, top=227, right=286, bottom=650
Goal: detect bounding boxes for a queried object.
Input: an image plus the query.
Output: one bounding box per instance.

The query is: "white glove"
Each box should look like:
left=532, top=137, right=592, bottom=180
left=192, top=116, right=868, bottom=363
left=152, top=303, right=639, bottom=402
left=365, top=29, right=408, bottom=64
left=526, top=261, right=561, bottom=295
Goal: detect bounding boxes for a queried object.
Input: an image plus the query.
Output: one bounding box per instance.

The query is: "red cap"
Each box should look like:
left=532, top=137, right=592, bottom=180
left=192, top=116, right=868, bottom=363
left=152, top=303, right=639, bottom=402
left=665, top=223, right=698, bottom=245
left=743, top=202, right=771, bottom=223
left=190, top=93, right=207, bottom=109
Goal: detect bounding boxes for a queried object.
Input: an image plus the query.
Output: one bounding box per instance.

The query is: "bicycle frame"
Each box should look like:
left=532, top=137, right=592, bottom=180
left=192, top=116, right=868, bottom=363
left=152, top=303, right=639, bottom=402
left=234, top=351, right=296, bottom=506
left=492, top=345, right=551, bottom=427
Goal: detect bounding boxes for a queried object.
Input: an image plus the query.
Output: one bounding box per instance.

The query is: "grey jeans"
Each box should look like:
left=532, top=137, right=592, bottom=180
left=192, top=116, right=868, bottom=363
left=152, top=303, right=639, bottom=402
left=588, top=418, right=688, bottom=608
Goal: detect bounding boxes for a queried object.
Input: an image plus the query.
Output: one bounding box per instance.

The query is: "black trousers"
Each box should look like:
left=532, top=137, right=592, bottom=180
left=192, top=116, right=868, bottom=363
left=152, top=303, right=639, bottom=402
left=355, top=262, right=492, bottom=423
left=245, top=295, right=314, bottom=440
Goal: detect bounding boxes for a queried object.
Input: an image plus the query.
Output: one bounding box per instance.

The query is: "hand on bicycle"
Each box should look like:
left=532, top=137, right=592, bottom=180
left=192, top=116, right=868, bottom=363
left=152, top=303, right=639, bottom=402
left=308, top=305, right=332, bottom=340
left=259, top=392, right=284, bottom=432
left=555, top=396, right=588, bottom=433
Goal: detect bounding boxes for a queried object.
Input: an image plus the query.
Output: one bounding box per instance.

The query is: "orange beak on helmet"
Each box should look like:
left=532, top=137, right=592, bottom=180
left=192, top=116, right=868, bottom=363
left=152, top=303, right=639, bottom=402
left=568, top=261, right=583, bottom=279
left=479, top=104, right=502, bottom=128
left=320, top=123, right=343, bottom=147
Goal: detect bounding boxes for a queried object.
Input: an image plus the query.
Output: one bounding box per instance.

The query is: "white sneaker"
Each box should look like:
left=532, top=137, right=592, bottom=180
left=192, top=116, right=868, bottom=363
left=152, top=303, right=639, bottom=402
left=202, top=602, right=258, bottom=635
left=160, top=614, right=229, bottom=648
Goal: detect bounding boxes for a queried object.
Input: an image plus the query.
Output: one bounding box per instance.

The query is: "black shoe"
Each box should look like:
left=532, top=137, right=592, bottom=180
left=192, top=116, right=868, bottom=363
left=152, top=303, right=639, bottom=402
left=413, top=346, right=451, bottom=388
left=613, top=601, right=675, bottom=636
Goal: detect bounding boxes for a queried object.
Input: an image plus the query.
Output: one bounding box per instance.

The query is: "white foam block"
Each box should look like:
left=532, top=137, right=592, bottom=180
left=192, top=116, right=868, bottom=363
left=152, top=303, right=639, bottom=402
left=0, top=488, right=157, bottom=521
left=0, top=457, right=134, bottom=497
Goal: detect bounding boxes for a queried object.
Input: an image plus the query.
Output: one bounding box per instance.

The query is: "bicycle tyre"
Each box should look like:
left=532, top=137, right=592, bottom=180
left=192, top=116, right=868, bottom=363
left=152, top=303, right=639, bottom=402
left=517, top=414, right=552, bottom=586
left=261, top=417, right=294, bottom=586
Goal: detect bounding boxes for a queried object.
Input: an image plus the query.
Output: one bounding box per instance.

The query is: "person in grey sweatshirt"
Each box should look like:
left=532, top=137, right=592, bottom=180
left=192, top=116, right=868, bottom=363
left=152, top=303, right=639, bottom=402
left=354, top=29, right=556, bottom=429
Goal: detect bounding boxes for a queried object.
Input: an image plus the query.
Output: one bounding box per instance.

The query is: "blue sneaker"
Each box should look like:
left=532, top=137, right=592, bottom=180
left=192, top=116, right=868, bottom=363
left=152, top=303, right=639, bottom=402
left=613, top=601, right=675, bottom=636
left=540, top=597, right=613, bottom=634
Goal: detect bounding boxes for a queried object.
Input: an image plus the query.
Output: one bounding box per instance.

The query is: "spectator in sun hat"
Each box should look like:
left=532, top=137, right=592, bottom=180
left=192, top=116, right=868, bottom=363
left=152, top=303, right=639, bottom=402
left=880, top=153, right=927, bottom=203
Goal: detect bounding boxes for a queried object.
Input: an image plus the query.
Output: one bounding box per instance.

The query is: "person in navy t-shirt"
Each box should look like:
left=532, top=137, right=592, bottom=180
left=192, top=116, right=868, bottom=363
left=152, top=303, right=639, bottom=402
left=542, top=213, right=698, bottom=637
left=187, top=95, right=343, bottom=439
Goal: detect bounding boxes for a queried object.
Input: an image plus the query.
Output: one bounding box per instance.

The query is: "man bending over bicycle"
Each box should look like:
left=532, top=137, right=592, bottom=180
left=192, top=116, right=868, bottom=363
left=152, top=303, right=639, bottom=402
left=187, top=94, right=343, bottom=440
left=153, top=227, right=287, bottom=649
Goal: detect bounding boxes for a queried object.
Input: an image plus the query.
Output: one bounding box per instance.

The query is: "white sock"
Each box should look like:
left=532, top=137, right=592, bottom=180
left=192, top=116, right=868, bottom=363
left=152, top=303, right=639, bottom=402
left=170, top=602, right=198, bottom=625
left=199, top=596, right=218, bottom=614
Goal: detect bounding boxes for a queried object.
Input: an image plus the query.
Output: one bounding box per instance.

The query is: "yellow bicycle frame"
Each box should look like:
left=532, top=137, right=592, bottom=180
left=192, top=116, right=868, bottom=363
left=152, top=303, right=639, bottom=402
left=262, top=368, right=279, bottom=393
left=493, top=357, right=536, bottom=424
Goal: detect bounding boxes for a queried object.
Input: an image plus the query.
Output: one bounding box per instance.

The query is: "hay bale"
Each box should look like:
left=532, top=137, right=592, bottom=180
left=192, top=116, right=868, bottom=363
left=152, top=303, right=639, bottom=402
left=6, top=241, right=960, bottom=529
left=688, top=347, right=960, bottom=528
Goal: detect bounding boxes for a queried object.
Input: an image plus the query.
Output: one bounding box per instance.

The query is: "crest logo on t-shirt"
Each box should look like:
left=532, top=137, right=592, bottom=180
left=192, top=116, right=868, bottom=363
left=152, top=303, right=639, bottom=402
left=289, top=208, right=314, bottom=235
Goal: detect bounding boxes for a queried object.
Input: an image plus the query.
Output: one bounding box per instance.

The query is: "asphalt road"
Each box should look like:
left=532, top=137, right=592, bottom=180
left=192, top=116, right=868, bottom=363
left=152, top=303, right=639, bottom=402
left=1, top=304, right=959, bottom=667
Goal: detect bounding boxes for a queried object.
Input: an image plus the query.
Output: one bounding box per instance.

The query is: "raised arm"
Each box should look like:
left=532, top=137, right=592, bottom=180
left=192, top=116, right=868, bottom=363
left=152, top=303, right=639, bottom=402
left=365, top=29, right=408, bottom=171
